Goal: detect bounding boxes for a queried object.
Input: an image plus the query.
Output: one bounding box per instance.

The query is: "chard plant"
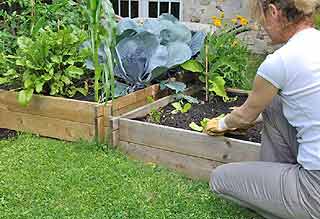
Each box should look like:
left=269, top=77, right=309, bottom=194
left=85, top=0, right=117, bottom=103
left=2, top=27, right=90, bottom=106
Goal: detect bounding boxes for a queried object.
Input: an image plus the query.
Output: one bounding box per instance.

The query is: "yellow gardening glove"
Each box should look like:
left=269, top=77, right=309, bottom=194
left=204, top=115, right=236, bottom=136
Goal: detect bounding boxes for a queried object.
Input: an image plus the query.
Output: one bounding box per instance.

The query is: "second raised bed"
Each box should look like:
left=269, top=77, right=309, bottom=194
left=116, top=90, right=261, bottom=181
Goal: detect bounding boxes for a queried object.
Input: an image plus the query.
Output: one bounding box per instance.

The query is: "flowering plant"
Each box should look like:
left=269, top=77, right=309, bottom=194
left=181, top=13, right=251, bottom=101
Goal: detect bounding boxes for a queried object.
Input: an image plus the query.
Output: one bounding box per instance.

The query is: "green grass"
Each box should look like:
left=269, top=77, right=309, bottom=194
left=0, top=134, right=261, bottom=219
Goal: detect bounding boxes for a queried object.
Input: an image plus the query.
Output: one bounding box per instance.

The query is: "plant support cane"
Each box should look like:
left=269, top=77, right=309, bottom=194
left=205, top=41, right=209, bottom=102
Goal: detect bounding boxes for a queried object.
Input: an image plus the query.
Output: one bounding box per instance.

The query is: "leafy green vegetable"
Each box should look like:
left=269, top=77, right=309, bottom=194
left=108, top=14, right=206, bottom=96
left=160, top=80, right=199, bottom=104
left=149, top=108, right=162, bottom=124
left=189, top=122, right=203, bottom=132
left=6, top=27, right=90, bottom=106
left=0, top=0, right=87, bottom=54
left=181, top=60, right=204, bottom=73
left=171, top=101, right=192, bottom=114
left=189, top=118, right=211, bottom=132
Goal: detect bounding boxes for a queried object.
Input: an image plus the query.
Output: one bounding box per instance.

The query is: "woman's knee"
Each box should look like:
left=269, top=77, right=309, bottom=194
left=210, top=163, right=235, bottom=195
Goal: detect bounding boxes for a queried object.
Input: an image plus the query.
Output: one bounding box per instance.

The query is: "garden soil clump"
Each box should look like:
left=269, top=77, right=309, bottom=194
left=0, top=129, right=17, bottom=140
left=138, top=91, right=263, bottom=143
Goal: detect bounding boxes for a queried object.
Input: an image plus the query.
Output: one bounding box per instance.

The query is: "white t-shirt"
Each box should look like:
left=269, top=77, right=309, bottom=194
left=257, top=28, right=320, bottom=170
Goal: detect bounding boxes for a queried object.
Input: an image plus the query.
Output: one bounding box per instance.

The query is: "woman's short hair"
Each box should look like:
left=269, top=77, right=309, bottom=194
left=250, top=0, right=320, bottom=24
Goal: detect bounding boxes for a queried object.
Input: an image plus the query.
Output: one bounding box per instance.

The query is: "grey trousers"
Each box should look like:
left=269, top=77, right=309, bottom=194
left=210, top=97, right=320, bottom=219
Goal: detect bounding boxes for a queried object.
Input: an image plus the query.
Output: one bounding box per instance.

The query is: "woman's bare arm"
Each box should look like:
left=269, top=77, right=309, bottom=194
left=225, top=75, right=279, bottom=129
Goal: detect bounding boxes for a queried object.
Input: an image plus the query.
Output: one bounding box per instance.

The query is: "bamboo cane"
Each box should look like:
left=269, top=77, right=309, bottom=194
left=205, top=42, right=209, bottom=102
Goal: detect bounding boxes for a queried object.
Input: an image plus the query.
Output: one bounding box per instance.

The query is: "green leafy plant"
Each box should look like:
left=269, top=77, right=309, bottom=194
left=85, top=0, right=117, bottom=103
left=100, top=14, right=206, bottom=96
left=6, top=27, right=90, bottom=106
left=189, top=115, right=225, bottom=132
left=0, top=52, right=20, bottom=85
left=315, top=13, right=320, bottom=30
left=181, top=31, right=250, bottom=101
left=149, top=108, right=162, bottom=124
left=146, top=95, right=155, bottom=104
left=0, top=0, right=87, bottom=54
left=189, top=118, right=210, bottom=132
left=171, top=101, right=192, bottom=114
left=160, top=80, right=199, bottom=104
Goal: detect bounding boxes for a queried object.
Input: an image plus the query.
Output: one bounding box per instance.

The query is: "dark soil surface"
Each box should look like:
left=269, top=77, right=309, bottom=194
left=0, top=129, right=17, bottom=140
left=138, top=91, right=262, bottom=143
left=0, top=82, right=97, bottom=102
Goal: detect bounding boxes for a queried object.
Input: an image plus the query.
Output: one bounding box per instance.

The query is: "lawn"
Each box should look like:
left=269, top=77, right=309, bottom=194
left=0, top=134, right=262, bottom=219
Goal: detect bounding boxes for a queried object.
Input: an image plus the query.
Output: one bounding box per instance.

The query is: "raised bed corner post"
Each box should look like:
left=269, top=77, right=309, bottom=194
left=94, top=105, right=106, bottom=144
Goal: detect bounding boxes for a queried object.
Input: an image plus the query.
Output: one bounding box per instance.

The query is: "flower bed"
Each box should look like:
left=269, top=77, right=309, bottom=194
left=115, top=89, right=261, bottom=180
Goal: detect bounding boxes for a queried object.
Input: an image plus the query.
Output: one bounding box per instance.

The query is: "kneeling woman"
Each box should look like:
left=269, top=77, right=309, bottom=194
left=206, top=1, right=320, bottom=219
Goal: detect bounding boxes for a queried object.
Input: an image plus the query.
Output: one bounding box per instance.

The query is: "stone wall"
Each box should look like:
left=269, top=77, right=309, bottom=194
left=182, top=0, right=275, bottom=54
left=183, top=0, right=250, bottom=24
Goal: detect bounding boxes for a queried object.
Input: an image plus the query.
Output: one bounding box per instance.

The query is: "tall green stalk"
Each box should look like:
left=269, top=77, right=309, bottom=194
left=86, top=0, right=116, bottom=103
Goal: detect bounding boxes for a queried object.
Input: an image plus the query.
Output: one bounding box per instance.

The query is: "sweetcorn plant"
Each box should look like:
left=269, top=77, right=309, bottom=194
left=5, top=27, right=90, bottom=106
left=85, top=0, right=117, bottom=103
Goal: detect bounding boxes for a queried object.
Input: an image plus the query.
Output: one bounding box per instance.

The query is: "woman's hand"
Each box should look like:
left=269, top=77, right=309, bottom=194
left=204, top=115, right=236, bottom=136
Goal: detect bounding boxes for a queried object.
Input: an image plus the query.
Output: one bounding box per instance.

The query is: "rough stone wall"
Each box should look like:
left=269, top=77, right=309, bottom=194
left=183, top=0, right=250, bottom=24
left=182, top=0, right=275, bottom=54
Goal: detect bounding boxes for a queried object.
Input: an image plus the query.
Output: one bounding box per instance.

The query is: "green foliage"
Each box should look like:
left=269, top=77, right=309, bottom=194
left=189, top=118, right=210, bottom=132
left=0, top=135, right=261, bottom=219
left=315, top=14, right=320, bottom=30
left=146, top=95, right=155, bottom=103
left=149, top=108, right=162, bottom=124
left=0, top=53, right=20, bottom=85
left=171, top=101, right=192, bottom=114
left=85, top=0, right=117, bottom=103
left=0, top=0, right=87, bottom=54
left=113, top=15, right=206, bottom=95
left=160, top=80, right=199, bottom=104
left=5, top=27, right=90, bottom=106
left=182, top=31, right=250, bottom=99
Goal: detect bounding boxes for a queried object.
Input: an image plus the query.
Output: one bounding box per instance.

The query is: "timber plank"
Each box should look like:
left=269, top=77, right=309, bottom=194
left=119, top=119, right=260, bottom=163
left=0, top=109, right=95, bottom=141
left=118, top=141, right=222, bottom=180
left=111, top=84, right=159, bottom=111
left=113, top=98, right=151, bottom=117
left=121, top=86, right=201, bottom=119
left=0, top=90, right=101, bottom=124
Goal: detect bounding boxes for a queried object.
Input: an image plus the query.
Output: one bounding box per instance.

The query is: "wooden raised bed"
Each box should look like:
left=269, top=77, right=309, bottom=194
left=116, top=90, right=261, bottom=181
left=0, top=84, right=162, bottom=143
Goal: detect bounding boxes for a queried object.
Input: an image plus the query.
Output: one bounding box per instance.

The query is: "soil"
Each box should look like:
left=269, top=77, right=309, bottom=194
left=0, top=129, right=17, bottom=140
left=137, top=91, right=263, bottom=143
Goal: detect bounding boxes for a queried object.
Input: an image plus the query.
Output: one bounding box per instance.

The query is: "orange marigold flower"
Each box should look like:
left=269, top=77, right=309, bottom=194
left=240, top=17, right=249, bottom=26
left=213, top=18, right=222, bottom=27
left=236, top=15, right=243, bottom=20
